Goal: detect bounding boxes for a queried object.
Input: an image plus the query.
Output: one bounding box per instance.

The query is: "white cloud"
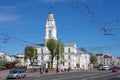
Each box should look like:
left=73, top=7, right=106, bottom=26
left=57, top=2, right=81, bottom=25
left=0, top=14, right=17, bottom=22
left=0, top=6, right=16, bottom=10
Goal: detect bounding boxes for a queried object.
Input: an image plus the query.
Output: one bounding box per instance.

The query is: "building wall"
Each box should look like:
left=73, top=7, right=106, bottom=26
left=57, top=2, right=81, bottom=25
left=32, top=45, right=90, bottom=70
left=96, top=54, right=119, bottom=67
left=64, top=46, right=77, bottom=54
left=79, top=54, right=90, bottom=70
left=0, top=52, right=16, bottom=63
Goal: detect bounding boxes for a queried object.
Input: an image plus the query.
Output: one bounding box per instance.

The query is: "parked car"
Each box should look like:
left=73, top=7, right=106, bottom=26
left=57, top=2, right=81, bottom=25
left=7, top=69, right=26, bottom=79
left=112, top=66, right=118, bottom=72
left=102, top=66, right=110, bottom=70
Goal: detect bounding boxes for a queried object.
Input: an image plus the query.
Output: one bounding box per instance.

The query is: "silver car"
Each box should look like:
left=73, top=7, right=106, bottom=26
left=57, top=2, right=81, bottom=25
left=7, top=69, right=26, bottom=79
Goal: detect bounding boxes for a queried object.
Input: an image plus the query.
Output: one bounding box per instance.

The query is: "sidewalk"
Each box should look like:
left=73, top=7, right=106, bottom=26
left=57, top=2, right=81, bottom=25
left=0, top=70, right=9, bottom=80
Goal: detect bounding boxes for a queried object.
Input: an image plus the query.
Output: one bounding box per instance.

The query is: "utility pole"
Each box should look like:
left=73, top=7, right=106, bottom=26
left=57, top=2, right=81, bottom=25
left=59, top=40, right=61, bottom=73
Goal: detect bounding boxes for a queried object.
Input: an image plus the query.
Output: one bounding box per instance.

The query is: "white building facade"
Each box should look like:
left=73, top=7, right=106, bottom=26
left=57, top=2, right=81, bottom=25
left=96, top=54, right=120, bottom=67
left=26, top=12, right=90, bottom=70
left=0, top=52, right=16, bottom=63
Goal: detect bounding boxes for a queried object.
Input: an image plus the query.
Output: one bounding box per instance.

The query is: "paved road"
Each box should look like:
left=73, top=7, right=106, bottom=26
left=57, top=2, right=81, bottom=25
left=14, top=70, right=120, bottom=80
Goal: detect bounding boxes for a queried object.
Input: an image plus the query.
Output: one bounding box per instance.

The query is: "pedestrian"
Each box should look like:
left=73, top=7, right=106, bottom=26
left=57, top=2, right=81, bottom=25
left=40, top=68, right=43, bottom=74
left=45, top=68, right=48, bottom=74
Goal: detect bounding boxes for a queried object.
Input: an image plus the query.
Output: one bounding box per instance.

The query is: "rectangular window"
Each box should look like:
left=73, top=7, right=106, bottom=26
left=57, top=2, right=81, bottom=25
left=41, top=49, right=43, bottom=53
left=68, top=55, right=70, bottom=60
left=63, top=62, right=64, bottom=66
left=48, top=30, right=52, bottom=38
left=68, top=62, right=70, bottom=66
left=49, top=55, right=51, bottom=60
left=68, top=48, right=70, bottom=52
left=41, top=56, right=43, bottom=60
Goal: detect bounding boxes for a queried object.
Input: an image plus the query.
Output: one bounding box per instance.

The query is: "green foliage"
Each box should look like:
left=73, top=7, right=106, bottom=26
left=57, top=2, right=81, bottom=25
left=46, top=39, right=64, bottom=69
left=46, top=38, right=57, bottom=68
left=47, top=38, right=57, bottom=56
left=90, top=55, right=98, bottom=65
left=24, top=46, right=38, bottom=65
left=34, top=49, right=38, bottom=61
left=55, top=41, right=64, bottom=60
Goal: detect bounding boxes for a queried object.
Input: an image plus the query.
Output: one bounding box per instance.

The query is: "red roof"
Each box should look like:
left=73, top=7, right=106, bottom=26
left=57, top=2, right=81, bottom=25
left=104, top=55, right=112, bottom=58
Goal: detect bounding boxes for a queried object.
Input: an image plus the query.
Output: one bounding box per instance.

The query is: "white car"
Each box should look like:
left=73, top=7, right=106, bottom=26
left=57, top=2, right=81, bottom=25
left=7, top=69, right=26, bottom=79
left=102, top=66, right=110, bottom=70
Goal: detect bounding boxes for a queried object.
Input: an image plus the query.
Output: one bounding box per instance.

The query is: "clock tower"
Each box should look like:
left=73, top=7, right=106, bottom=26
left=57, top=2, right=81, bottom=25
left=45, top=12, right=57, bottom=44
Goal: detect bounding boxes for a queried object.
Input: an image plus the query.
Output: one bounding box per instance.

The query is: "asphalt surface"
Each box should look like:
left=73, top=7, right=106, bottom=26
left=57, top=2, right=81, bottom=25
left=1, top=70, right=120, bottom=80
left=12, top=70, right=120, bottom=80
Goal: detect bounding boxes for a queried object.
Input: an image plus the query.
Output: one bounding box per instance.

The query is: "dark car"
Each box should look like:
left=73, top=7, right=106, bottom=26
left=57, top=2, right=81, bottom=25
left=7, top=69, right=27, bottom=79
left=112, top=66, right=118, bottom=72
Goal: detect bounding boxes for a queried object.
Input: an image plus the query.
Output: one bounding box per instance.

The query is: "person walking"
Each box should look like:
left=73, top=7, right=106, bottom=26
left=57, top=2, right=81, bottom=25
left=40, top=68, right=43, bottom=74
left=45, top=68, right=48, bottom=74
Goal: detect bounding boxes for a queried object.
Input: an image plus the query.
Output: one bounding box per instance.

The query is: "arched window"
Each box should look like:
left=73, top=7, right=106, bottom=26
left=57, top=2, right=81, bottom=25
left=48, top=30, right=52, bottom=38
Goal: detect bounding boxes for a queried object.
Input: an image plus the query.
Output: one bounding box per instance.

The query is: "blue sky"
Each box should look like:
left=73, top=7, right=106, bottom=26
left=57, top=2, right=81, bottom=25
left=0, top=0, right=120, bottom=56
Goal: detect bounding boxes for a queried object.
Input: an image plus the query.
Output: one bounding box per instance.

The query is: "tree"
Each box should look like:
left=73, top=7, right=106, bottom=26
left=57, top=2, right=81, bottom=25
left=55, top=40, right=64, bottom=72
left=90, top=55, right=98, bottom=67
left=46, top=38, right=57, bottom=68
left=24, top=46, right=38, bottom=65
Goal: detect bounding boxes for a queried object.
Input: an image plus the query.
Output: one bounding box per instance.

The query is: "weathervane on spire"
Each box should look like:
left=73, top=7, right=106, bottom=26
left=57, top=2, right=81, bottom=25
left=49, top=6, right=53, bottom=13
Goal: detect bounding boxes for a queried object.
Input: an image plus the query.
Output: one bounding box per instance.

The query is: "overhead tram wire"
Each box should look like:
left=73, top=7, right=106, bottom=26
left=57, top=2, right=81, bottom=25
left=69, top=0, right=85, bottom=16
left=0, top=33, right=40, bottom=54
left=86, top=44, right=120, bottom=53
left=68, top=0, right=103, bottom=31
left=69, top=0, right=100, bottom=25
left=76, top=0, right=96, bottom=21
left=102, top=19, right=120, bottom=36
left=78, top=0, right=104, bottom=26
left=0, top=33, right=36, bottom=45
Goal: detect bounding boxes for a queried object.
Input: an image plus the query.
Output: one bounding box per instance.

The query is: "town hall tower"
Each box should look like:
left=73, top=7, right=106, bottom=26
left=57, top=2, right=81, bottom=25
left=45, top=12, right=57, bottom=44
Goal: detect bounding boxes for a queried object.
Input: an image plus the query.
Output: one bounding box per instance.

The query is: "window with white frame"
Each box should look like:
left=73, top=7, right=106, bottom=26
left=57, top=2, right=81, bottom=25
left=68, top=48, right=70, bottom=52
left=68, top=62, right=70, bottom=66
left=68, top=55, right=70, bottom=60
left=41, top=56, right=43, bottom=60
left=41, top=49, right=43, bottom=53
left=49, top=55, right=51, bottom=60
left=48, top=30, right=52, bottom=38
